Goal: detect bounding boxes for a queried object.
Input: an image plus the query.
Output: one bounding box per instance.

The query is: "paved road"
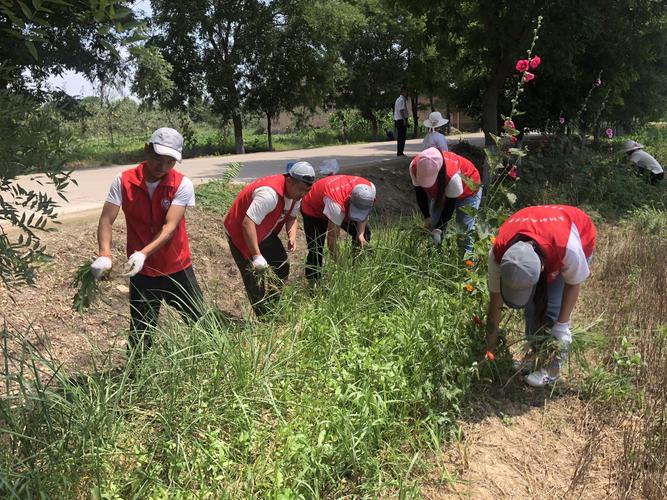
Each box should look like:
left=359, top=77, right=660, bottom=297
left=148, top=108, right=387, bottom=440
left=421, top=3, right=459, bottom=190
left=15, top=133, right=485, bottom=219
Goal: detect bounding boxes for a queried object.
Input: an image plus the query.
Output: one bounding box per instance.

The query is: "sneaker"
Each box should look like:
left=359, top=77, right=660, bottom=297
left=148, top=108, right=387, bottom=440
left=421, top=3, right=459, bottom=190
left=525, top=368, right=560, bottom=388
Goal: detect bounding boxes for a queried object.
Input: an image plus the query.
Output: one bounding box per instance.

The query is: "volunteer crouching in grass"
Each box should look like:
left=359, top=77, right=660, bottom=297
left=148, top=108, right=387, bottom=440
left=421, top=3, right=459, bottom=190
left=410, top=147, right=482, bottom=254
left=90, top=127, right=203, bottom=351
left=485, top=205, right=597, bottom=387
left=622, top=140, right=664, bottom=185
left=300, top=175, right=377, bottom=281
left=224, top=162, right=315, bottom=316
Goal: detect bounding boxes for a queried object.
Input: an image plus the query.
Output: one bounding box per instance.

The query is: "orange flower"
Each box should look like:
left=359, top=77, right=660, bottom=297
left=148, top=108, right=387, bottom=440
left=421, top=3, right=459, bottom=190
left=490, top=236, right=497, bottom=244
left=465, top=283, right=474, bottom=293
left=465, top=259, right=474, bottom=268
left=485, top=351, right=495, bottom=361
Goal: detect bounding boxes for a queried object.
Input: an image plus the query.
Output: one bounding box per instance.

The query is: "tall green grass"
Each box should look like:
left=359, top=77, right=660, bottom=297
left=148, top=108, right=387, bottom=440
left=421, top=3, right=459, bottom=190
left=0, top=224, right=489, bottom=498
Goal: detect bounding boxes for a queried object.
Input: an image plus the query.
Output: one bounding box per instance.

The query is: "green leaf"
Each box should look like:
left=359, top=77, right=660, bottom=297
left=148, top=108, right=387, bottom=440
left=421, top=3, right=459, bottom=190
left=25, top=40, right=38, bottom=61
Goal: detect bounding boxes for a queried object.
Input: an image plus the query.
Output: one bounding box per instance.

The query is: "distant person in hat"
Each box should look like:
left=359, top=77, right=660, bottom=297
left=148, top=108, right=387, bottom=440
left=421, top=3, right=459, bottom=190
left=224, top=162, right=315, bottom=316
left=422, top=111, right=449, bottom=152
left=622, top=140, right=664, bottom=185
left=90, top=127, right=203, bottom=351
left=300, top=175, right=377, bottom=280
left=485, top=205, right=597, bottom=387
left=409, top=147, right=482, bottom=254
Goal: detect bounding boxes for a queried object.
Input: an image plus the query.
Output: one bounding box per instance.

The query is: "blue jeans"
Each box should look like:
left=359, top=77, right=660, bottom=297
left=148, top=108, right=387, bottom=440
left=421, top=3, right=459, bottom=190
left=455, top=189, right=482, bottom=253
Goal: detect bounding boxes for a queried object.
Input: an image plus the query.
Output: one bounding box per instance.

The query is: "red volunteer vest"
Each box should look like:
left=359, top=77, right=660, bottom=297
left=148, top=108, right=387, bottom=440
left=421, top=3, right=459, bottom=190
left=492, top=205, right=596, bottom=283
left=120, top=162, right=192, bottom=277
left=301, top=175, right=373, bottom=221
left=224, top=174, right=296, bottom=259
left=410, top=151, right=480, bottom=200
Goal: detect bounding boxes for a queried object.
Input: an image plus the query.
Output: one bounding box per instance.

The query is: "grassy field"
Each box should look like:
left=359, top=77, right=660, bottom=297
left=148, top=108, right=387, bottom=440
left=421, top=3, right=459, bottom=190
left=1, top=128, right=666, bottom=497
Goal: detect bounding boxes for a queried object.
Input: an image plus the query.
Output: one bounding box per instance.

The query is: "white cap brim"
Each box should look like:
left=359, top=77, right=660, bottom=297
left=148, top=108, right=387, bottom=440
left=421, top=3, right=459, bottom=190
left=153, top=143, right=182, bottom=162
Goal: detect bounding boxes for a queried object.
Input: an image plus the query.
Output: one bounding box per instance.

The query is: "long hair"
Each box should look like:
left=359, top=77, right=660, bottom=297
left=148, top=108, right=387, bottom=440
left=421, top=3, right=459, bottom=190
left=432, top=165, right=447, bottom=211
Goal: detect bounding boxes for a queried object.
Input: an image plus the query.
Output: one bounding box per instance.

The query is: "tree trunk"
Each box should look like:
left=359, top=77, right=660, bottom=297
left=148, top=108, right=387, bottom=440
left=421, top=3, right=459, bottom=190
left=266, top=111, right=273, bottom=152
left=411, top=94, right=419, bottom=138
left=232, top=111, right=245, bottom=154
left=371, top=117, right=378, bottom=138
left=481, top=80, right=499, bottom=147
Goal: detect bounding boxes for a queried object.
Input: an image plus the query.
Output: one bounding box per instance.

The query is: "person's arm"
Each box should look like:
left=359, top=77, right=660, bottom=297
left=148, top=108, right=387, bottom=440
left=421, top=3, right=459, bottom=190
left=140, top=205, right=187, bottom=257
left=285, top=216, right=298, bottom=252
left=97, top=202, right=120, bottom=257
left=557, top=282, right=581, bottom=324
left=400, top=98, right=409, bottom=120
left=436, top=196, right=457, bottom=229
left=242, top=215, right=262, bottom=258
left=356, top=219, right=368, bottom=247
left=414, top=186, right=430, bottom=222
left=326, top=219, right=342, bottom=261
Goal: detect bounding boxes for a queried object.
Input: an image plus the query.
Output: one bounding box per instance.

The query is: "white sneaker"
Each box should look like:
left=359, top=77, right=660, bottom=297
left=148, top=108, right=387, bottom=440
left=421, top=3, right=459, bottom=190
left=431, top=229, right=443, bottom=245
left=525, top=368, right=560, bottom=388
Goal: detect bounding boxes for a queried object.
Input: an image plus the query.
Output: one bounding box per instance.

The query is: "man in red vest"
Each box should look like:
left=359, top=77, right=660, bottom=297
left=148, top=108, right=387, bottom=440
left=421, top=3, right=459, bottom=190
left=485, top=205, right=596, bottom=387
left=224, top=162, right=315, bottom=316
left=410, top=146, right=482, bottom=254
left=89, top=127, right=203, bottom=350
left=300, top=175, right=376, bottom=280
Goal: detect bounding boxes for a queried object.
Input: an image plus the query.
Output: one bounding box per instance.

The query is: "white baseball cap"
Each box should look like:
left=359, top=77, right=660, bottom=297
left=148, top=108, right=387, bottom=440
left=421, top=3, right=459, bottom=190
left=149, top=127, right=184, bottom=162
left=287, top=161, right=316, bottom=185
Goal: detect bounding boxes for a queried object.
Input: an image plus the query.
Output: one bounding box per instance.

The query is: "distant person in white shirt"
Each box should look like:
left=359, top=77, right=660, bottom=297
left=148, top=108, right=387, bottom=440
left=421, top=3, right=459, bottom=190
left=422, top=111, right=449, bottom=152
left=394, top=86, right=409, bottom=156
left=622, top=140, right=664, bottom=185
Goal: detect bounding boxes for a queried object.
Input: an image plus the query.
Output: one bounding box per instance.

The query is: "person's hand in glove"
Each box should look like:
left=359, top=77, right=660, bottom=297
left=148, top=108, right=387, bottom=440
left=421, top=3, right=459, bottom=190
left=431, top=228, right=442, bottom=245
left=252, top=254, right=268, bottom=270
left=550, top=321, right=572, bottom=346
left=90, top=256, right=112, bottom=279
left=123, top=251, right=147, bottom=277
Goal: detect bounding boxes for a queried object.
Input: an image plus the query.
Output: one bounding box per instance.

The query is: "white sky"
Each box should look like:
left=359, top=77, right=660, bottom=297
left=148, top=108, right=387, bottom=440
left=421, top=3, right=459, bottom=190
left=46, top=0, right=152, bottom=98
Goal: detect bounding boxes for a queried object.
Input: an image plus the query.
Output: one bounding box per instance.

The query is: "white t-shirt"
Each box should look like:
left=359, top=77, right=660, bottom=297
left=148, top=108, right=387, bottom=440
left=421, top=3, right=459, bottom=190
left=394, top=95, right=407, bottom=120
left=246, top=186, right=299, bottom=229
left=106, top=173, right=195, bottom=207
left=630, top=150, right=663, bottom=174
left=487, top=223, right=591, bottom=294
left=323, top=196, right=345, bottom=225
left=423, top=131, right=448, bottom=152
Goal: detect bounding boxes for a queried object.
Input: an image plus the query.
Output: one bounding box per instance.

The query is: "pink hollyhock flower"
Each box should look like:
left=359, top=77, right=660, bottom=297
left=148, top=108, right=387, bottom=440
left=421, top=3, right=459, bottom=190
left=529, top=56, right=541, bottom=69
left=509, top=135, right=518, bottom=144
left=508, top=166, right=518, bottom=179
left=595, top=78, right=602, bottom=87
left=522, top=71, right=535, bottom=82
left=515, top=59, right=530, bottom=72
left=473, top=316, right=483, bottom=327
left=504, top=119, right=515, bottom=130
left=486, top=351, right=495, bottom=362
left=606, top=128, right=614, bottom=139
left=559, top=117, right=566, bottom=125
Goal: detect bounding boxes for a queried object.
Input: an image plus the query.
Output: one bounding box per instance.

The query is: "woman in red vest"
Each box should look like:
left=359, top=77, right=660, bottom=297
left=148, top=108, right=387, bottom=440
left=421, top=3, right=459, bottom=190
left=300, top=175, right=377, bottom=280
left=89, top=127, right=203, bottom=351
left=224, top=162, right=315, bottom=316
left=410, top=146, right=482, bottom=254
left=486, top=205, right=596, bottom=387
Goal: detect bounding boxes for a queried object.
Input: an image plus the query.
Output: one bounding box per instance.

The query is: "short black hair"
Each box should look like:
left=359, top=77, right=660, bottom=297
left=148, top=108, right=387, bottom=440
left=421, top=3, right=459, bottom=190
left=449, top=141, right=486, bottom=172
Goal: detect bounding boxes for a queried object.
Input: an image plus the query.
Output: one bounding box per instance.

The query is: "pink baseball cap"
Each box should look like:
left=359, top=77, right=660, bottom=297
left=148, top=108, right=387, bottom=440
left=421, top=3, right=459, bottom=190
left=413, top=147, right=443, bottom=188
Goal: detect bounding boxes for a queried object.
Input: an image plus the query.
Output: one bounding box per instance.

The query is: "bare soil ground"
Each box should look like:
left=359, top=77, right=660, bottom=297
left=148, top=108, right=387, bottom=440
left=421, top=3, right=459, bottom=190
left=0, top=159, right=635, bottom=497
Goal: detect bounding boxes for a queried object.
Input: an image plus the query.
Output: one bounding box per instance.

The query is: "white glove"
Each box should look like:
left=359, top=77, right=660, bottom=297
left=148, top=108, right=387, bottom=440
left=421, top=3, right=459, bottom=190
left=551, top=321, right=572, bottom=346
left=431, top=228, right=443, bottom=245
left=252, top=254, right=268, bottom=270
left=123, top=251, right=147, bottom=277
left=90, top=256, right=112, bottom=279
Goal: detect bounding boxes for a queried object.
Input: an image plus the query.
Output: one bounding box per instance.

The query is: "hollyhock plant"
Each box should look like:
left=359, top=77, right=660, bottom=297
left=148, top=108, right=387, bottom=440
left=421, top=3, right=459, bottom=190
left=473, top=316, right=483, bottom=326
left=559, top=117, right=566, bottom=125
left=606, top=128, right=614, bottom=139
left=504, top=119, right=516, bottom=130
left=510, top=135, right=518, bottom=144
left=595, top=78, right=602, bottom=87
left=515, top=59, right=530, bottom=72
left=523, top=71, right=535, bottom=83
left=508, top=166, right=518, bottom=179
left=529, top=55, right=541, bottom=69
left=485, top=351, right=495, bottom=361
